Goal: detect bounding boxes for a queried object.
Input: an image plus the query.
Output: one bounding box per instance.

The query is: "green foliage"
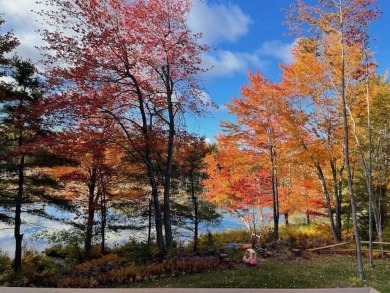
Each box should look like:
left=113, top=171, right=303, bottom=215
left=172, top=200, right=222, bottom=231
left=40, top=229, right=84, bottom=263
left=383, top=219, right=390, bottom=240
left=113, top=241, right=152, bottom=264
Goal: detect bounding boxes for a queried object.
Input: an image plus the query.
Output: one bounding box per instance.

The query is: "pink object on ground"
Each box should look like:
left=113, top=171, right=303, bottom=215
left=242, top=248, right=257, bottom=266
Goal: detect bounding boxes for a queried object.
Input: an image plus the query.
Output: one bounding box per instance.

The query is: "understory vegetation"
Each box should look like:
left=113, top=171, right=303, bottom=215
left=1, top=226, right=388, bottom=291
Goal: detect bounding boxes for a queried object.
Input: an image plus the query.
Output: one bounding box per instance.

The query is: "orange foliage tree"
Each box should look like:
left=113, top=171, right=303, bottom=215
left=280, top=38, right=346, bottom=241
left=203, top=135, right=272, bottom=236
left=204, top=70, right=328, bottom=239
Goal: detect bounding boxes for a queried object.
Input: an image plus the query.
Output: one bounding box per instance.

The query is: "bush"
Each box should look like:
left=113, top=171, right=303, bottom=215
left=113, top=241, right=152, bottom=264
left=76, top=253, right=123, bottom=271
left=6, top=251, right=64, bottom=287
left=198, top=229, right=252, bottom=249
left=39, top=229, right=85, bottom=263
left=0, top=250, right=12, bottom=285
left=279, top=223, right=333, bottom=248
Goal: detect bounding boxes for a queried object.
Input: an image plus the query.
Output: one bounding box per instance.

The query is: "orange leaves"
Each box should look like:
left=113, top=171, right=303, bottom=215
left=203, top=135, right=272, bottom=211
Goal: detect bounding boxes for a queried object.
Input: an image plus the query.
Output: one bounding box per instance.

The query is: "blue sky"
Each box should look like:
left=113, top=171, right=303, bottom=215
left=1, top=0, right=389, bottom=142
left=187, top=0, right=390, bottom=142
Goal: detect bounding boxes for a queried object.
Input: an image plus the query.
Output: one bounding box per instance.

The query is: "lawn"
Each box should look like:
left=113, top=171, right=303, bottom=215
left=135, top=255, right=390, bottom=292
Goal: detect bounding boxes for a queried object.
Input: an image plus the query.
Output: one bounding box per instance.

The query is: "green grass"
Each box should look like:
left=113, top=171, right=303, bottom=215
left=133, top=255, right=390, bottom=292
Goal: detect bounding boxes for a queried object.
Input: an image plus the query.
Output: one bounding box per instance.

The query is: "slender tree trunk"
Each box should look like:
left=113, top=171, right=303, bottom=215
left=314, top=162, right=339, bottom=241
left=339, top=4, right=365, bottom=279
left=143, top=144, right=165, bottom=255
left=330, top=161, right=343, bottom=241
left=147, top=197, right=152, bottom=248
left=306, top=211, right=311, bottom=225
left=151, top=184, right=165, bottom=256
left=190, top=170, right=199, bottom=252
left=100, top=186, right=107, bottom=255
left=363, top=43, right=385, bottom=260
left=163, top=75, right=175, bottom=251
left=163, top=126, right=174, bottom=250
left=13, top=155, right=25, bottom=274
left=284, top=213, right=289, bottom=226
left=128, top=72, right=165, bottom=255
left=85, top=177, right=96, bottom=259
left=270, top=143, right=279, bottom=240
left=364, top=53, right=374, bottom=266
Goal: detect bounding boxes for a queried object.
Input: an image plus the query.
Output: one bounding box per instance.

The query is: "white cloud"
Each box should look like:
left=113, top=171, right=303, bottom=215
left=188, top=0, right=251, bottom=44
left=257, top=40, right=297, bottom=65
left=202, top=50, right=248, bottom=77
left=0, top=0, right=46, bottom=63
left=1, top=0, right=252, bottom=64
left=0, top=1, right=296, bottom=81
left=201, top=39, right=296, bottom=78
left=198, top=90, right=213, bottom=106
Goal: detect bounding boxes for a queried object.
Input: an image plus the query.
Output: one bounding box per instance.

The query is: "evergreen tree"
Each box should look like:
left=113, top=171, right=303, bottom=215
left=0, top=56, right=57, bottom=274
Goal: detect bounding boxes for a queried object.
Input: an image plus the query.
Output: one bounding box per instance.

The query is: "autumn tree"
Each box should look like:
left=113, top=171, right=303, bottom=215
left=48, top=120, right=131, bottom=258
left=352, top=74, right=390, bottom=257
left=224, top=71, right=293, bottom=239
left=281, top=38, right=346, bottom=241
left=38, top=0, right=209, bottom=255
left=369, top=76, right=390, bottom=232
left=203, top=135, right=273, bottom=236
left=287, top=0, right=380, bottom=280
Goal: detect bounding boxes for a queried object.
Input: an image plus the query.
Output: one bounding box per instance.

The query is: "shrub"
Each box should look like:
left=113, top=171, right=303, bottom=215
left=39, top=229, right=84, bottom=263
left=76, top=253, right=123, bottom=271
left=10, top=251, right=63, bottom=286
left=0, top=250, right=12, bottom=285
left=198, top=229, right=252, bottom=249
left=279, top=223, right=333, bottom=249
left=114, top=241, right=152, bottom=264
left=44, top=244, right=69, bottom=259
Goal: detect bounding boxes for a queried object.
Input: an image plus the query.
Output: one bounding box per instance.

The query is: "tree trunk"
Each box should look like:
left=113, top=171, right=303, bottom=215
left=151, top=184, right=165, bottom=256
left=191, top=170, right=199, bottom=252
left=314, top=162, right=340, bottom=241
left=306, top=211, right=311, bottom=225
left=100, top=186, right=107, bottom=255
left=85, top=168, right=97, bottom=260
left=13, top=155, right=25, bottom=274
left=163, top=126, right=174, bottom=250
left=163, top=74, right=175, bottom=251
left=284, top=213, right=289, bottom=226
left=270, top=143, right=279, bottom=240
left=339, top=4, right=365, bottom=279
left=128, top=72, right=165, bottom=255
left=330, top=160, right=343, bottom=241
left=147, top=197, right=153, bottom=248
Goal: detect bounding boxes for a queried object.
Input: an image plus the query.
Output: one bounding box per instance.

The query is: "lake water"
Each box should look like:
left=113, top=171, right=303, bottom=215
left=0, top=207, right=248, bottom=256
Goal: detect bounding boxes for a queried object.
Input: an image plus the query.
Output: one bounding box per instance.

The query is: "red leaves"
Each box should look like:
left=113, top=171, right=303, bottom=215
left=40, top=0, right=208, bottom=122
